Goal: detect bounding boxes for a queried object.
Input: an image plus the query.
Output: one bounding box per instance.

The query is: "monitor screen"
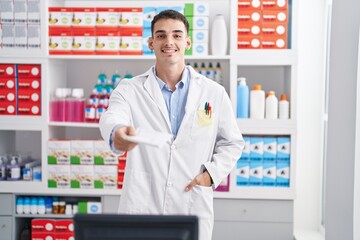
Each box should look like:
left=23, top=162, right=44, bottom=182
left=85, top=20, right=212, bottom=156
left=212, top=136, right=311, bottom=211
left=74, top=214, right=199, bottom=240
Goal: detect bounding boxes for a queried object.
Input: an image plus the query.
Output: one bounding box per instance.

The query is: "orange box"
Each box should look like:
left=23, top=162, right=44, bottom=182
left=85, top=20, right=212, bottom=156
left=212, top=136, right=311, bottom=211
left=0, top=88, right=16, bottom=103
left=262, top=9, right=288, bottom=23
left=261, top=0, right=288, bottom=10
left=72, top=27, right=96, bottom=55
left=49, top=27, right=73, bottom=55
left=31, top=219, right=55, bottom=233
left=54, top=232, right=74, bottom=240
left=0, top=77, right=16, bottom=90
left=0, top=64, right=16, bottom=77
left=262, top=35, right=287, bottom=49
left=238, top=10, right=262, bottom=23
left=238, top=22, right=262, bottom=36
left=238, top=36, right=262, bottom=49
left=17, top=64, right=41, bottom=77
left=95, top=27, right=120, bottom=55
left=17, top=76, right=41, bottom=90
left=262, top=22, right=288, bottom=36
left=55, top=220, right=74, bottom=233
left=32, top=232, right=56, bottom=240
left=238, top=0, right=262, bottom=10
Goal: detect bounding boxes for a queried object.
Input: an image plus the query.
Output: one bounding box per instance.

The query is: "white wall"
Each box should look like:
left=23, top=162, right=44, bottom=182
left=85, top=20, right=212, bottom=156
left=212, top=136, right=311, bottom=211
left=294, top=0, right=327, bottom=231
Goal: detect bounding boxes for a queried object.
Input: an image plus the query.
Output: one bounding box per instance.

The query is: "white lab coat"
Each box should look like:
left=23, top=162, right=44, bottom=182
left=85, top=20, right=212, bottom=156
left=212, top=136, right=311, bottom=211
left=99, top=66, right=244, bottom=240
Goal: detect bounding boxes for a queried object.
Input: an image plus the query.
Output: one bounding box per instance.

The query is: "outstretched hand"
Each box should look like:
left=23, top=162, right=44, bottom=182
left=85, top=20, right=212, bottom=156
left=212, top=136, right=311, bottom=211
left=114, top=126, right=138, bottom=152
left=185, top=170, right=212, bottom=192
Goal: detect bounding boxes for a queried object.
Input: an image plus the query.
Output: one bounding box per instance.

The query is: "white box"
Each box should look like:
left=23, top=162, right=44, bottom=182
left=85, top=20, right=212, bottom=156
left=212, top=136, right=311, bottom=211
left=27, top=24, right=41, bottom=48
left=27, top=0, right=41, bottom=23
left=1, top=24, right=15, bottom=48
left=48, top=140, right=71, bottom=165
left=14, top=0, right=27, bottom=23
left=14, top=23, right=27, bottom=48
left=191, top=43, right=208, bottom=56
left=191, top=30, right=209, bottom=43
left=71, top=165, right=94, bottom=189
left=48, top=165, right=71, bottom=188
left=70, top=140, right=94, bottom=165
left=94, top=140, right=118, bottom=165
left=94, top=165, right=118, bottom=189
left=0, top=0, right=14, bottom=24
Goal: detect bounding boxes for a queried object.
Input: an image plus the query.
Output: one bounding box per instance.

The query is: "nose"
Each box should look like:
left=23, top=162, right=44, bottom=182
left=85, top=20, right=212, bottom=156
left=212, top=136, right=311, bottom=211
left=164, top=35, right=174, bottom=46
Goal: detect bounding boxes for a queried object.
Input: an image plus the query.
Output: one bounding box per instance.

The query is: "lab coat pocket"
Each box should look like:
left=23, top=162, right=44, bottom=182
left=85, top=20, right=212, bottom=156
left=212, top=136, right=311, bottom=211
left=191, top=110, right=213, bottom=140
left=189, top=185, right=213, bottom=219
left=120, top=169, right=152, bottom=214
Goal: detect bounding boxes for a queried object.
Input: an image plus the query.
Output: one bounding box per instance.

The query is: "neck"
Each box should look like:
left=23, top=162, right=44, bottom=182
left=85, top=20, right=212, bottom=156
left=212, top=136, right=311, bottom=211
left=155, top=63, right=186, bottom=90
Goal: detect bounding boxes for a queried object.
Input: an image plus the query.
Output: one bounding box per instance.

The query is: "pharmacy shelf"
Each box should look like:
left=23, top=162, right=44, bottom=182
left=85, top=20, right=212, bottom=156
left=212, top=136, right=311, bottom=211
left=230, top=50, right=297, bottom=66
left=14, top=214, right=74, bottom=219
left=0, top=117, right=46, bottom=131
left=214, top=187, right=295, bottom=200
left=49, top=121, right=100, bottom=128
left=236, top=119, right=296, bottom=135
left=48, top=55, right=231, bottom=60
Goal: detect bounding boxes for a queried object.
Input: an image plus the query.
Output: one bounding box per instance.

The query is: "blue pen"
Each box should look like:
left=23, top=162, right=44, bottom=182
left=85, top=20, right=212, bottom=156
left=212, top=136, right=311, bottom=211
left=205, top=102, right=208, bottom=114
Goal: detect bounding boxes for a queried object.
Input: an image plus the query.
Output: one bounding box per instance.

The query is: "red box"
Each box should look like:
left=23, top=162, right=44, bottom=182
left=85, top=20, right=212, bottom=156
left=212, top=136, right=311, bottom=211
left=49, top=27, right=73, bottom=55
left=261, top=0, right=288, bottom=10
left=118, top=152, right=127, bottom=161
left=55, top=220, right=74, bottom=233
left=32, top=232, right=56, bottom=240
left=0, top=102, right=16, bottom=115
left=17, top=88, right=41, bottom=103
left=118, top=160, right=126, bottom=171
left=17, top=64, right=41, bottom=77
left=238, top=0, right=262, bottom=10
left=262, top=22, right=288, bottom=36
left=32, top=219, right=55, bottom=233
left=72, top=27, right=96, bottom=55
left=95, top=27, right=120, bottom=55
left=237, top=36, right=262, bottom=49
left=0, top=64, right=16, bottom=77
left=0, top=88, right=16, bottom=102
left=17, top=76, right=41, bottom=90
left=238, top=22, right=262, bottom=36
left=54, top=232, right=74, bottom=240
left=0, top=77, right=16, bottom=90
left=17, top=101, right=41, bottom=116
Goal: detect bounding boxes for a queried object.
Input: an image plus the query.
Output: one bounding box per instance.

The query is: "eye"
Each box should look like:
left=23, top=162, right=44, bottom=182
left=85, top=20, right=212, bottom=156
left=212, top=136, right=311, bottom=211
left=174, top=34, right=183, bottom=39
left=156, top=35, right=165, bottom=39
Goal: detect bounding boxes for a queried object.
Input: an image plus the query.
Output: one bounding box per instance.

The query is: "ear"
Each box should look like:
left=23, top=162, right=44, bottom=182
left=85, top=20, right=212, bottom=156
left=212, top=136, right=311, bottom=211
left=186, top=37, right=191, bottom=50
left=148, top=37, right=154, bottom=50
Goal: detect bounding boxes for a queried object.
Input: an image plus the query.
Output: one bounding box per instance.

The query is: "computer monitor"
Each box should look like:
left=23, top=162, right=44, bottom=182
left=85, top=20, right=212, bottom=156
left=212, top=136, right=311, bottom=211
left=74, top=213, right=199, bottom=240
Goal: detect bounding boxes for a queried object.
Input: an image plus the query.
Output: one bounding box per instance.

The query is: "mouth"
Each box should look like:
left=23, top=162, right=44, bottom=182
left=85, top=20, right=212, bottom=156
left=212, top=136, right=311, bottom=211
left=161, top=49, right=177, bottom=53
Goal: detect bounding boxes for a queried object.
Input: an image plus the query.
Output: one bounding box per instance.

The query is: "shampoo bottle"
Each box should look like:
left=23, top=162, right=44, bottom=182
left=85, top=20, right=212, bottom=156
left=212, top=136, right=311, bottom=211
left=236, top=77, right=249, bottom=118
left=279, top=93, right=290, bottom=119
left=250, top=84, right=265, bottom=119
left=265, top=91, right=278, bottom=119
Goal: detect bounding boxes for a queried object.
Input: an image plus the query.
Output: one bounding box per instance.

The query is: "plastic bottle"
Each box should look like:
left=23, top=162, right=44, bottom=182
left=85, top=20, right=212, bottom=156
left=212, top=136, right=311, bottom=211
left=199, top=62, right=206, bottom=76
left=214, top=62, right=223, bottom=85
left=211, top=14, right=228, bottom=55
left=45, top=197, right=53, bottom=214
left=85, top=99, right=97, bottom=123
left=30, top=197, right=38, bottom=214
left=265, top=91, right=278, bottom=119
left=6, top=156, right=21, bottom=180
left=279, top=93, right=290, bottom=119
left=16, top=197, right=24, bottom=214
left=206, top=62, right=214, bottom=80
left=250, top=84, right=265, bottom=119
left=97, top=71, right=107, bottom=85
left=236, top=77, right=249, bottom=118
left=111, top=70, right=121, bottom=88
left=71, top=88, right=85, bottom=122
left=50, top=88, right=60, bottom=121
left=96, top=99, right=107, bottom=123
left=89, top=88, right=100, bottom=107
left=193, top=62, right=200, bottom=73
left=64, top=88, right=72, bottom=122
left=23, top=197, right=30, bottom=214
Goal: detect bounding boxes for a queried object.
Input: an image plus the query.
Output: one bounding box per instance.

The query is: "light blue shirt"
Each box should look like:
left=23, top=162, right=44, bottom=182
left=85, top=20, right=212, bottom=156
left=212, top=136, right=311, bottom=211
left=153, top=66, right=190, bottom=137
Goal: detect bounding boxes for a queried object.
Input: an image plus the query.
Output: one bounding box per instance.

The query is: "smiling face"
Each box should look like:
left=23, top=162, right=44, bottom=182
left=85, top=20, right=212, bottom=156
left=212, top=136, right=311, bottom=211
left=148, top=18, right=191, bottom=67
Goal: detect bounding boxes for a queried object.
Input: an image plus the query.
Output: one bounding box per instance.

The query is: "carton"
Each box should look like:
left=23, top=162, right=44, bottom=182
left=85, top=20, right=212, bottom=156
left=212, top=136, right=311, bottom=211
left=187, top=16, right=209, bottom=30
left=72, top=27, right=96, bottom=55
left=236, top=160, right=250, bottom=186
left=78, top=201, right=102, bottom=214
left=189, top=43, right=208, bottom=56
left=48, top=7, right=73, bottom=27
left=262, top=0, right=288, bottom=10
left=17, top=101, right=41, bottom=115
left=143, top=7, right=157, bottom=29
left=70, top=140, right=94, bottom=165
left=262, top=35, right=287, bottom=49
left=263, top=137, right=277, bottom=160
left=0, top=64, right=16, bottom=77
left=94, top=165, right=117, bottom=189
left=118, top=7, right=143, bottom=28
left=95, top=27, right=120, bottom=55
left=48, top=140, right=71, bottom=165
left=237, top=0, right=262, bottom=11
left=238, top=22, right=262, bottom=36
left=240, top=136, right=251, bottom=160
left=189, top=30, right=209, bottom=43
left=70, top=165, right=94, bottom=189
left=27, top=0, right=41, bottom=23
left=17, top=64, right=41, bottom=77
left=142, top=28, right=153, bottom=55
left=14, top=0, right=27, bottom=23
left=118, top=36, right=142, bottom=55
left=31, top=219, right=55, bottom=232
left=55, top=220, right=74, bottom=233
left=96, top=8, right=120, bottom=27
left=249, top=160, right=263, bottom=186
left=276, top=160, right=290, bottom=187
left=237, top=10, right=262, bottom=23
left=276, top=137, right=290, bottom=160
left=94, top=140, right=118, bottom=165
left=28, top=24, right=41, bottom=49
left=263, top=160, right=276, bottom=186
left=2, top=24, right=15, bottom=48
left=262, top=9, right=288, bottom=23
left=72, top=7, right=97, bottom=27
left=0, top=0, right=14, bottom=24
left=47, top=165, right=71, bottom=188
left=48, top=27, right=73, bottom=55
left=184, top=2, right=210, bottom=16
left=237, top=35, right=261, bottom=49
left=250, top=137, right=263, bottom=160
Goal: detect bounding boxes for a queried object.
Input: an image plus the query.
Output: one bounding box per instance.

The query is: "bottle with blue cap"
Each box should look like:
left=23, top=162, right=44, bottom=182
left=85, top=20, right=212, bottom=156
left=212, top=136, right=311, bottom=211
left=16, top=197, right=24, bottom=214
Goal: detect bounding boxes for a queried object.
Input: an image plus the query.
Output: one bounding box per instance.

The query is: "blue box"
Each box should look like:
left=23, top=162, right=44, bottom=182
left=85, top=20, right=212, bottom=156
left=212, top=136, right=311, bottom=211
left=263, top=161, right=276, bottom=186
left=240, top=137, right=251, bottom=160
left=236, top=160, right=249, bottom=186
left=249, top=160, right=263, bottom=186
left=250, top=137, right=263, bottom=161
left=143, top=7, right=157, bottom=29
left=276, top=160, right=290, bottom=187
left=277, top=137, right=291, bottom=160
left=263, top=137, right=277, bottom=161
left=157, top=6, right=184, bottom=15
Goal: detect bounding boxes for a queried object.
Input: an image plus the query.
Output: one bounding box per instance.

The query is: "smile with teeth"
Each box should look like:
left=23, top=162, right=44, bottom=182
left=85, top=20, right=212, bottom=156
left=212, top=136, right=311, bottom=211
left=162, top=49, right=177, bottom=53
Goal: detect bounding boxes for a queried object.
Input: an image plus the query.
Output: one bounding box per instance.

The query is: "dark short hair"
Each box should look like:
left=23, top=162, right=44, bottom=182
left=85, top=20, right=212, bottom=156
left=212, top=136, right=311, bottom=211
left=151, top=10, right=189, bottom=35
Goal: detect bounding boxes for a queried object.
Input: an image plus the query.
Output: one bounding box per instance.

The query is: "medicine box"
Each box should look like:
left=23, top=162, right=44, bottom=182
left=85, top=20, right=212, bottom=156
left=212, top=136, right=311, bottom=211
left=249, top=160, right=263, bottom=186
left=263, top=137, right=277, bottom=160
left=70, top=165, right=94, bottom=189
left=263, top=160, right=276, bottom=186
left=184, top=2, right=209, bottom=16
left=48, top=140, right=71, bottom=165
left=94, top=140, right=118, bottom=165
left=240, top=136, right=251, bottom=160
left=276, top=160, right=290, bottom=187
left=277, top=137, right=290, bottom=160
left=70, top=140, right=94, bottom=165
left=94, top=165, right=118, bottom=189
left=236, top=160, right=249, bottom=186
left=47, top=165, right=71, bottom=188
left=250, top=137, right=263, bottom=160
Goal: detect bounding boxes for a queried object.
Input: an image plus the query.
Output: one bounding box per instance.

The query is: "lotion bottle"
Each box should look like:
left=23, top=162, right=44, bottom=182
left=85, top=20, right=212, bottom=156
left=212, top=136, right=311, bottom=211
left=250, top=84, right=265, bottom=119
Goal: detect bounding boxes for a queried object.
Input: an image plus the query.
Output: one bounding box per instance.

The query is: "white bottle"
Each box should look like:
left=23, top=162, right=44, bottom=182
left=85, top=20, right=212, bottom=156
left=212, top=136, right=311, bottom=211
left=265, top=91, right=278, bottom=119
left=211, top=14, right=228, bottom=55
left=279, top=93, right=290, bottom=119
left=250, top=84, right=265, bottom=119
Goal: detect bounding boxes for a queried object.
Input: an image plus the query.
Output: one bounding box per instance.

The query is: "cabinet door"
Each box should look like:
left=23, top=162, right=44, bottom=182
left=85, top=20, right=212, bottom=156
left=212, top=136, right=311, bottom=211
left=0, top=194, right=13, bottom=215
left=0, top=216, right=12, bottom=240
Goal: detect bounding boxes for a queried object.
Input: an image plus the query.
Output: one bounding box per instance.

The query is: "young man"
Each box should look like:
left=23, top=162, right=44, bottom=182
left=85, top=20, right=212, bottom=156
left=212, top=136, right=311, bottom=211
left=99, top=10, right=244, bottom=240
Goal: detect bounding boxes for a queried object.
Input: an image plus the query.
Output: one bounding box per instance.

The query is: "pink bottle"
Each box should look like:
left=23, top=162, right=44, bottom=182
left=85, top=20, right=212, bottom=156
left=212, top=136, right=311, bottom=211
left=50, top=88, right=67, bottom=122
left=85, top=99, right=96, bottom=123
left=71, top=88, right=85, bottom=122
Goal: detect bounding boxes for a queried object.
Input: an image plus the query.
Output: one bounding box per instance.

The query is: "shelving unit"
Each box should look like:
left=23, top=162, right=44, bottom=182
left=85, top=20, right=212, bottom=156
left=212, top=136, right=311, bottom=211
left=0, top=0, right=297, bottom=239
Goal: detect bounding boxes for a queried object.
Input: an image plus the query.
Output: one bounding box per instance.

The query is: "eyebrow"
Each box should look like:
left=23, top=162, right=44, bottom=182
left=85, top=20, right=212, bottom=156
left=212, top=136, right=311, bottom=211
left=154, top=30, right=184, bottom=34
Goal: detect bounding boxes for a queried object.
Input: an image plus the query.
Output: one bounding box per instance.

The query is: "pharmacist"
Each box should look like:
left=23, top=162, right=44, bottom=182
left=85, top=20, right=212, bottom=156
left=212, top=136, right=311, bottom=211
left=99, top=10, right=244, bottom=240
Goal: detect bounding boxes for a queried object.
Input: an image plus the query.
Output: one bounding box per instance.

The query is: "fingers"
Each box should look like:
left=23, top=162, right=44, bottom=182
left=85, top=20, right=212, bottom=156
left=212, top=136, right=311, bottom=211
left=114, top=126, right=138, bottom=152
left=184, top=171, right=212, bottom=192
left=185, top=178, right=198, bottom=192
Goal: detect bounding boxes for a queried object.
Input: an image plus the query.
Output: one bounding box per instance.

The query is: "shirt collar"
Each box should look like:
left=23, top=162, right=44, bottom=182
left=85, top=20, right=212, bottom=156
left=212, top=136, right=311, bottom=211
left=152, top=66, right=190, bottom=91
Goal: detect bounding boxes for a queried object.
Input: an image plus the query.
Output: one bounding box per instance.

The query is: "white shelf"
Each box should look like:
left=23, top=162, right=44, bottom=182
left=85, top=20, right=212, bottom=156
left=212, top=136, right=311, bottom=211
left=48, top=55, right=231, bottom=60
left=0, top=116, right=46, bottom=131
left=14, top=214, right=74, bottom=219
left=237, top=119, right=296, bottom=135
left=230, top=50, right=297, bottom=66
left=49, top=121, right=100, bottom=128
left=214, top=187, right=295, bottom=200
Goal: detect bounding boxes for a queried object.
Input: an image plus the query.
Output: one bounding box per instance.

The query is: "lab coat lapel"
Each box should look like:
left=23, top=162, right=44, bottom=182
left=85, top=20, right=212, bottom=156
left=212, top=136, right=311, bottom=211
left=143, top=69, right=172, bottom=132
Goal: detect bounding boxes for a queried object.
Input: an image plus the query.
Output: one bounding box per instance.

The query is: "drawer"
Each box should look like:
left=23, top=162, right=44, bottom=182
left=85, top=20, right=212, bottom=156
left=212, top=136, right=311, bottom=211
left=0, top=216, right=12, bottom=240
left=0, top=194, right=13, bottom=215
left=214, top=199, right=293, bottom=222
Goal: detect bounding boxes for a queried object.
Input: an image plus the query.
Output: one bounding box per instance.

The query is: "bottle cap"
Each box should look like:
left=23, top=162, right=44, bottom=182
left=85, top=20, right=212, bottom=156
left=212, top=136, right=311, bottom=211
left=237, top=77, right=246, bottom=85
left=266, top=91, right=275, bottom=97
left=280, top=93, right=287, bottom=101
left=253, top=84, right=262, bottom=90
left=72, top=88, right=84, bottom=98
